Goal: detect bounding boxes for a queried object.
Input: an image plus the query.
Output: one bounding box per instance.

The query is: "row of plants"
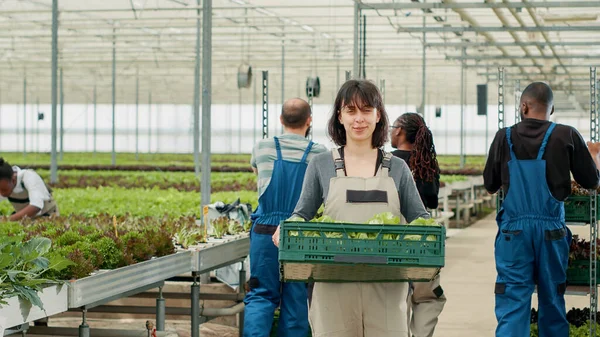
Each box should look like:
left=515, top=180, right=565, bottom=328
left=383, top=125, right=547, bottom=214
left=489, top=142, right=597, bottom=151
left=0, top=213, right=253, bottom=309
left=32, top=169, right=471, bottom=193
left=0, top=187, right=258, bottom=218
left=531, top=307, right=600, bottom=336
left=37, top=170, right=257, bottom=192
left=3, top=152, right=251, bottom=167
left=5, top=152, right=485, bottom=168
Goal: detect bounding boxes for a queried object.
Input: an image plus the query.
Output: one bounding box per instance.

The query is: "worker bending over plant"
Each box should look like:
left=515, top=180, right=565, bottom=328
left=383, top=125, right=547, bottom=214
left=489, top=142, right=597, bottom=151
left=391, top=112, right=444, bottom=337
left=484, top=82, right=600, bottom=337
left=0, top=157, right=59, bottom=221
left=244, top=98, right=327, bottom=337
left=274, top=79, right=430, bottom=337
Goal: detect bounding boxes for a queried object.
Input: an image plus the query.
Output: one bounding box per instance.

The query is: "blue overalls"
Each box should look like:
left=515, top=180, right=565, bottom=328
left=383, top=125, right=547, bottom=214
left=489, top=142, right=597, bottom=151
left=243, top=137, right=313, bottom=337
left=494, top=123, right=572, bottom=337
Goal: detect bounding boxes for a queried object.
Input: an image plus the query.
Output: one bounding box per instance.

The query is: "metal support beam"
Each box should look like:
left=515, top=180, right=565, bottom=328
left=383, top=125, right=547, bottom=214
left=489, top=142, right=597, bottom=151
left=191, top=273, right=200, bottom=337
left=262, top=71, right=269, bottom=139
left=59, top=67, right=64, bottom=161
left=135, top=68, right=139, bottom=160
left=111, top=27, right=116, bottom=166
left=193, top=0, right=201, bottom=176
left=459, top=47, right=465, bottom=169
left=426, top=41, right=600, bottom=48
left=201, top=0, right=212, bottom=225
left=591, top=68, right=598, bottom=143
left=253, top=74, right=257, bottom=145
left=93, top=84, right=97, bottom=156
left=514, top=80, right=521, bottom=124
left=308, top=86, right=314, bottom=140
left=380, top=79, right=385, bottom=104
left=148, top=92, right=152, bottom=153
left=50, top=0, right=58, bottom=183
left=23, top=75, right=27, bottom=157
left=401, top=26, right=600, bottom=33
left=497, top=67, right=505, bottom=210
left=280, top=34, right=285, bottom=136
left=353, top=1, right=360, bottom=79
left=449, top=54, right=600, bottom=61
left=421, top=10, right=426, bottom=119
left=359, top=1, right=600, bottom=10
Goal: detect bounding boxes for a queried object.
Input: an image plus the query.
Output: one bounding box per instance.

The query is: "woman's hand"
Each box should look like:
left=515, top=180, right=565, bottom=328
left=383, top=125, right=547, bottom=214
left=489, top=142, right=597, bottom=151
left=272, top=225, right=280, bottom=247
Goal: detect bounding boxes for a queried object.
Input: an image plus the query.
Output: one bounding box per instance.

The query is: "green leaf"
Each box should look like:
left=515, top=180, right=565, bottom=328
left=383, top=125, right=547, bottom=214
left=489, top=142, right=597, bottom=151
left=13, top=285, right=44, bottom=310
left=46, top=256, right=75, bottom=272
left=7, top=270, right=24, bottom=282
left=31, top=257, right=50, bottom=271
left=0, top=253, right=15, bottom=270
left=23, top=237, right=52, bottom=257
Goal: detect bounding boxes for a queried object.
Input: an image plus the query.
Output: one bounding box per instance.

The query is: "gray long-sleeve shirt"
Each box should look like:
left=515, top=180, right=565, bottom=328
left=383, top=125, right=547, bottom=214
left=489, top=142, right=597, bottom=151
left=292, top=150, right=430, bottom=222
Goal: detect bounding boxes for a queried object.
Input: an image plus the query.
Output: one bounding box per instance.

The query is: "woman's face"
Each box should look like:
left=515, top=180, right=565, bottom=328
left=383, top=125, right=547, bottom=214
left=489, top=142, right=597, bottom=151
left=338, top=99, right=381, bottom=144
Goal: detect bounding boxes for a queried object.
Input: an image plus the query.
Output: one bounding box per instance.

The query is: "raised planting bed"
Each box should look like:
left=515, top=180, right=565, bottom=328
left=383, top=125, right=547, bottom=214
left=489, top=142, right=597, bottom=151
left=0, top=284, right=68, bottom=330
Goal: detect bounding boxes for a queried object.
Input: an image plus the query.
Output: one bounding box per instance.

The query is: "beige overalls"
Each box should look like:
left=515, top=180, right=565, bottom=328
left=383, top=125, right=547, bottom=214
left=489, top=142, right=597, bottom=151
left=9, top=180, right=59, bottom=217
left=308, top=149, right=409, bottom=337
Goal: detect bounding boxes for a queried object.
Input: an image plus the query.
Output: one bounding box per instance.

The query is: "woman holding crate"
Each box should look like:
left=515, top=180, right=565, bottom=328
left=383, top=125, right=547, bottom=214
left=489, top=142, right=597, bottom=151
left=273, top=79, right=431, bottom=337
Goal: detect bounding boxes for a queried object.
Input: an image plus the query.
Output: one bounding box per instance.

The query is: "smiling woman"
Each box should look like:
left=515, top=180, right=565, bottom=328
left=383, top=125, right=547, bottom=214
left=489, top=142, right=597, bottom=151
left=279, top=79, right=430, bottom=337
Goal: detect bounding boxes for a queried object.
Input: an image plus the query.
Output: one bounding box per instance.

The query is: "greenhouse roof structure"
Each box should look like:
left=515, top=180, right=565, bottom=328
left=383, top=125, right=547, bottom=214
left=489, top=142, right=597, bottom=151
left=0, top=0, right=599, bottom=116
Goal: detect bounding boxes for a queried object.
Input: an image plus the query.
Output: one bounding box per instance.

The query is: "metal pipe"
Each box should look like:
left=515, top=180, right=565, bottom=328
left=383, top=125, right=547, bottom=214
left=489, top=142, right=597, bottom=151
left=93, top=85, right=97, bottom=156
left=156, top=287, right=165, bottom=331
left=201, top=0, right=212, bottom=223
left=37, top=98, right=40, bottom=153
left=193, top=0, right=201, bottom=176
left=449, top=54, right=600, bottom=60
left=23, top=75, right=27, bottom=157
left=111, top=27, right=116, bottom=166
left=352, top=1, right=359, bottom=79
left=421, top=6, right=426, bottom=119
left=135, top=67, right=139, bottom=160
left=399, top=26, right=600, bottom=33
left=281, top=36, right=285, bottom=135
left=148, top=92, right=152, bottom=153
left=426, top=41, right=600, bottom=48
left=460, top=47, right=465, bottom=169
left=361, top=1, right=600, bottom=10
left=191, top=274, right=200, bottom=337
left=253, top=74, right=257, bottom=145
left=59, top=67, right=64, bottom=161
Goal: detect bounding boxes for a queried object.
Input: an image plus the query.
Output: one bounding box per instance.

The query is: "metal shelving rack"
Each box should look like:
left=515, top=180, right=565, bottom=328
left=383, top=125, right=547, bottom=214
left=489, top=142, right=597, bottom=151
left=590, top=67, right=598, bottom=335
left=496, top=67, right=599, bottom=336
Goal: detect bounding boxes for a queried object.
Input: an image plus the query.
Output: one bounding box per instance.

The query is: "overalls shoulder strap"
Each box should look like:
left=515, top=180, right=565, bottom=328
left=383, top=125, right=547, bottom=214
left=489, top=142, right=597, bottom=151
left=377, top=151, right=393, bottom=176
left=273, top=136, right=282, bottom=161
left=505, top=126, right=516, bottom=161
left=300, top=141, right=315, bottom=163
left=331, top=148, right=345, bottom=177
left=537, top=122, right=556, bottom=160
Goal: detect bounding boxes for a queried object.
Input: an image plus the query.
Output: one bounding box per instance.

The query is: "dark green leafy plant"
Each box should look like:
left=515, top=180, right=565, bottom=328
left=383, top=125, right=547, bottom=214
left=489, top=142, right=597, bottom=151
left=0, top=236, right=74, bottom=309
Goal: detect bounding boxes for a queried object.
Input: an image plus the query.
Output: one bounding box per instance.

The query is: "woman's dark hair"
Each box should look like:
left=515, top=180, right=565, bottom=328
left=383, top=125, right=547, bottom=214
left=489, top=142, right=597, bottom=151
left=395, top=113, right=440, bottom=182
left=327, top=79, right=389, bottom=148
left=0, top=158, right=13, bottom=181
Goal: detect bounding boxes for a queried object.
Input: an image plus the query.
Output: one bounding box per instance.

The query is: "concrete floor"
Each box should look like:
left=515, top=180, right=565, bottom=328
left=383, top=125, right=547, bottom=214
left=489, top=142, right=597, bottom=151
left=436, top=213, right=590, bottom=337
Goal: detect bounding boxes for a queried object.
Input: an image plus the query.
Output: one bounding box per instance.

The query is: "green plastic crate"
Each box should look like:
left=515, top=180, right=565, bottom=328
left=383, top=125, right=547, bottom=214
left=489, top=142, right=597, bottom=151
left=564, top=195, right=598, bottom=223
left=567, top=259, right=600, bottom=285
left=278, top=221, right=445, bottom=283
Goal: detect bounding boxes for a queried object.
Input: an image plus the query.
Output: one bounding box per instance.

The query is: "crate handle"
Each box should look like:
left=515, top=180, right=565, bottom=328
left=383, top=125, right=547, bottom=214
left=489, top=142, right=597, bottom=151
left=334, top=255, right=387, bottom=264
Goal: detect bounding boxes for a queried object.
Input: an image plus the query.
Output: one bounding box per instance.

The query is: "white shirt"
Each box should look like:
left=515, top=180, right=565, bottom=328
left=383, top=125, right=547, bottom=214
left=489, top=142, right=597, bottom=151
left=0, top=166, right=51, bottom=211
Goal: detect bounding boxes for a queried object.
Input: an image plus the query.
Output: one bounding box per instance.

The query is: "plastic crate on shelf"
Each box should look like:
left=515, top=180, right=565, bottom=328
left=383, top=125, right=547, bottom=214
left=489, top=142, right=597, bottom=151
left=564, top=195, right=598, bottom=223
left=567, top=259, right=600, bottom=286
left=278, top=221, right=445, bottom=283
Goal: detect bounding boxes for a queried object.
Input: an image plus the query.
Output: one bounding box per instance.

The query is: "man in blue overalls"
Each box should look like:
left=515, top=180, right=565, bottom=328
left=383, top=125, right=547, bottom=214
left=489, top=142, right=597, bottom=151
left=244, top=98, right=327, bottom=337
left=484, top=82, right=600, bottom=337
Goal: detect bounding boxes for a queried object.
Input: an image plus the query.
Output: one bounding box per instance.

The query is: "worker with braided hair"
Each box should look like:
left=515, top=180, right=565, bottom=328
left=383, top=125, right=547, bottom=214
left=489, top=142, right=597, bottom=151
left=390, top=112, right=444, bottom=337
